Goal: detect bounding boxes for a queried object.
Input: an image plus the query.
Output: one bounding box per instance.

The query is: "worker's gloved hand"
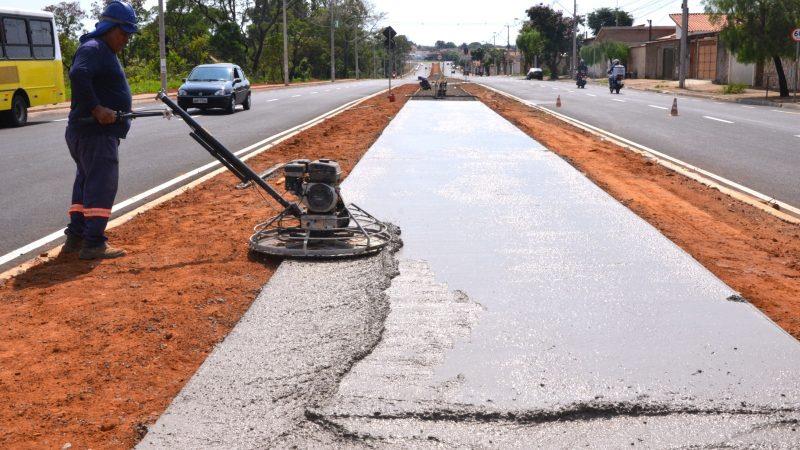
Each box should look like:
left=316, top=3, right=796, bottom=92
left=92, top=105, right=117, bottom=125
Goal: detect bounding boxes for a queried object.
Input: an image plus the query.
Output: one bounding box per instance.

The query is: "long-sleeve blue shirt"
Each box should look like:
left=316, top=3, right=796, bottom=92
left=67, top=38, right=132, bottom=139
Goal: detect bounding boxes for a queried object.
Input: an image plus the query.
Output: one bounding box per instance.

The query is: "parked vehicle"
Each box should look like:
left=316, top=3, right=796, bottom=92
left=0, top=8, right=66, bottom=126
left=177, top=63, right=251, bottom=114
left=576, top=71, right=587, bottom=89
left=526, top=67, right=543, bottom=80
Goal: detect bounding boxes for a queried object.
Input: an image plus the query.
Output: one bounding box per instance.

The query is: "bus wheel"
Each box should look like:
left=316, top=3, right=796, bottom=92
left=7, top=93, right=28, bottom=127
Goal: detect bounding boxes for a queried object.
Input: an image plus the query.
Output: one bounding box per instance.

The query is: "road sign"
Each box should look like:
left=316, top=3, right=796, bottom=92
left=792, top=28, right=800, bottom=42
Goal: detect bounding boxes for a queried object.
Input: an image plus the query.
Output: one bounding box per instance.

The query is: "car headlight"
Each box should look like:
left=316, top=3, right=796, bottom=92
left=214, top=89, right=229, bottom=96
left=178, top=89, right=187, bottom=96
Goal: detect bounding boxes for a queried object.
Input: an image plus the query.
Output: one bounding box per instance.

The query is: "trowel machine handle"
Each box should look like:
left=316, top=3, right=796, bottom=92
left=74, top=109, right=173, bottom=125
left=155, top=91, right=301, bottom=216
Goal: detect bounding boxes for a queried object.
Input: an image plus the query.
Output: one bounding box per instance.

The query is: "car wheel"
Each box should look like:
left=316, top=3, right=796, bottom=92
left=5, top=93, right=28, bottom=127
left=226, top=95, right=236, bottom=114
left=243, top=92, right=251, bottom=111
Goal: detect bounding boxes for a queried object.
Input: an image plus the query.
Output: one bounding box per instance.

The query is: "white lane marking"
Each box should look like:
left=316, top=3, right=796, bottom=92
left=0, top=88, right=389, bottom=269
left=568, top=90, right=575, bottom=93
left=311, top=91, right=319, bottom=94
left=611, top=99, right=626, bottom=103
left=586, top=93, right=597, bottom=97
left=267, top=98, right=278, bottom=102
left=795, top=135, right=800, bottom=138
left=649, top=105, right=669, bottom=110
left=741, top=105, right=756, bottom=109
left=336, top=87, right=342, bottom=90
left=51, top=118, right=69, bottom=122
left=703, top=115, right=734, bottom=124
left=291, top=94, right=301, bottom=98
left=772, top=109, right=800, bottom=115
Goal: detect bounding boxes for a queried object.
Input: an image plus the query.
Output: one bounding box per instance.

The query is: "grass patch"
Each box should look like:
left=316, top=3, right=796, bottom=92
left=722, top=83, right=747, bottom=95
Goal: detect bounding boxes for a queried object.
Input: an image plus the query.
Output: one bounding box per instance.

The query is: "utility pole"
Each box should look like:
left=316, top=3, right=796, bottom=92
left=158, top=0, right=166, bottom=92
left=282, top=0, right=289, bottom=86
left=330, top=0, right=336, bottom=82
left=648, top=19, right=652, bottom=42
left=354, top=32, right=359, bottom=79
left=571, top=0, right=577, bottom=78
left=679, top=0, right=688, bottom=88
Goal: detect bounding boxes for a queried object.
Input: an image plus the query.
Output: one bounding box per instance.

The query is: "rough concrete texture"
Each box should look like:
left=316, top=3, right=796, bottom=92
left=315, top=100, right=800, bottom=446
left=137, top=233, right=401, bottom=449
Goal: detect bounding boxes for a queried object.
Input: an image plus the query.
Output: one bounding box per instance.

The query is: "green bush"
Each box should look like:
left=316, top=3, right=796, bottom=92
left=722, top=83, right=747, bottom=94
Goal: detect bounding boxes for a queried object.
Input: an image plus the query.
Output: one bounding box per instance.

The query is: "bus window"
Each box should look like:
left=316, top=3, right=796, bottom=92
left=0, top=17, right=5, bottom=59
left=30, top=20, right=54, bottom=59
left=3, top=17, right=31, bottom=59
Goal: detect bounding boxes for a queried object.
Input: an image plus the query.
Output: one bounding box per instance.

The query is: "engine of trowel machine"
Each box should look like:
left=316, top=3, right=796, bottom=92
left=283, top=159, right=349, bottom=230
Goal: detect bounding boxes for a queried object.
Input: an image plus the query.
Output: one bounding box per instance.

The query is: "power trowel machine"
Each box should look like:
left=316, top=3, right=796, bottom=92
left=101, top=93, right=392, bottom=259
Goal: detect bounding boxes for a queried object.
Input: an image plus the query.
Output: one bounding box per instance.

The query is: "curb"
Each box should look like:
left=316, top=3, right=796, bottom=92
left=475, top=82, right=800, bottom=225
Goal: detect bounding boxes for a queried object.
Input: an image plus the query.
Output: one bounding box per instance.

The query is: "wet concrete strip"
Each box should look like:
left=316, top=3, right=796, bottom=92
left=313, top=100, right=800, bottom=445
left=136, top=237, right=401, bottom=449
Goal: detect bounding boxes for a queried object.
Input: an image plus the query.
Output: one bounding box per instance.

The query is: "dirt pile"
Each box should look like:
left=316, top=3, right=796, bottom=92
left=0, top=85, right=415, bottom=449
left=466, top=83, right=800, bottom=340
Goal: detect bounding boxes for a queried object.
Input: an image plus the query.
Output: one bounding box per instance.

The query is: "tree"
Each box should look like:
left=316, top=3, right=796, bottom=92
left=44, top=1, right=86, bottom=70
left=580, top=40, right=629, bottom=67
left=587, top=7, right=633, bottom=36
left=706, top=0, right=800, bottom=97
left=524, top=4, right=580, bottom=79
left=516, top=27, right=544, bottom=69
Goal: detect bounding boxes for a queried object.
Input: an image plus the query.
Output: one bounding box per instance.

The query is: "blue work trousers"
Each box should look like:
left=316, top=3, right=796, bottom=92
left=64, top=128, right=120, bottom=248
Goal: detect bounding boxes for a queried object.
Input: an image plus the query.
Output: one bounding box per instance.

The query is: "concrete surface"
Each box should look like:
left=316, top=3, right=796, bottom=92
left=477, top=76, right=800, bottom=209
left=139, top=98, right=800, bottom=447
left=323, top=100, right=800, bottom=445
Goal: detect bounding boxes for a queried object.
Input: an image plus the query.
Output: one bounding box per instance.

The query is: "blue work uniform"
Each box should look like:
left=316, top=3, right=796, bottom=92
left=65, top=37, right=132, bottom=248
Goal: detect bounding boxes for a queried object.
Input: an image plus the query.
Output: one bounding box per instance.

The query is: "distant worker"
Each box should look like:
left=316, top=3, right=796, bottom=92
left=63, top=1, right=138, bottom=260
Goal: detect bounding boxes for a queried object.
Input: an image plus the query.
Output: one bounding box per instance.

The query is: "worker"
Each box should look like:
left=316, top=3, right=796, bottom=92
left=63, top=1, right=138, bottom=260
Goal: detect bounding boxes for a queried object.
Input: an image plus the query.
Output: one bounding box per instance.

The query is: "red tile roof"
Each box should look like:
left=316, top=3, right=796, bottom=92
left=669, top=13, right=726, bottom=33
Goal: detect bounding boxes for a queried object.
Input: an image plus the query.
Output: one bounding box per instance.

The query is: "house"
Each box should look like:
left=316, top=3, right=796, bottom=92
left=586, top=25, right=674, bottom=78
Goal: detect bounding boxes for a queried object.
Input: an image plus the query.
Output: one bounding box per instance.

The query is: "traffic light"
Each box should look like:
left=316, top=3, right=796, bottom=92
left=383, top=26, right=396, bottom=50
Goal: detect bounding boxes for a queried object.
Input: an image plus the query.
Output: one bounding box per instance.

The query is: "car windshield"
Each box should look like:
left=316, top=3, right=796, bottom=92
left=188, top=67, right=232, bottom=81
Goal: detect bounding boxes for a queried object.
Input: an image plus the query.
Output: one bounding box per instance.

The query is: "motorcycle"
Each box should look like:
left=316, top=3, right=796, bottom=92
left=609, top=74, right=624, bottom=94
left=576, top=71, right=587, bottom=89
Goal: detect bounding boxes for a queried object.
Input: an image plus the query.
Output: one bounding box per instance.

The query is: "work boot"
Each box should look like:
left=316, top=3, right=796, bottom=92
left=79, top=244, right=126, bottom=260
left=62, top=234, right=83, bottom=253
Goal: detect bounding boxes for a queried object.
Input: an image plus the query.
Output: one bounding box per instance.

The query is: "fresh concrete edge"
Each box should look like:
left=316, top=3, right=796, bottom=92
left=0, top=87, right=392, bottom=281
left=476, top=82, right=800, bottom=225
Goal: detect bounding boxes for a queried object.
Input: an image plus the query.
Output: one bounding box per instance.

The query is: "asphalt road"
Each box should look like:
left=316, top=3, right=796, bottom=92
left=0, top=76, right=414, bottom=271
left=476, top=76, right=800, bottom=209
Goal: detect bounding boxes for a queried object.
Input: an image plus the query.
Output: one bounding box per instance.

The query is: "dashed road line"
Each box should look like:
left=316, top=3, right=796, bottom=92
left=703, top=115, right=734, bottom=124
left=311, top=91, right=319, bottom=94
left=586, top=93, right=597, bottom=97
left=268, top=98, right=279, bottom=102
left=741, top=105, right=756, bottom=109
left=649, top=105, right=669, bottom=110
left=611, top=99, right=626, bottom=103
left=291, top=94, right=302, bottom=98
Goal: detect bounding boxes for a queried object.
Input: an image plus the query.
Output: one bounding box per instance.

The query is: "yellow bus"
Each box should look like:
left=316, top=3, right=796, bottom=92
left=0, top=8, right=65, bottom=126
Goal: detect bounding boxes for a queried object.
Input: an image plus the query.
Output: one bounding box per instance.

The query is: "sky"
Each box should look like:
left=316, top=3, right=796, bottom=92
left=10, top=0, right=705, bottom=46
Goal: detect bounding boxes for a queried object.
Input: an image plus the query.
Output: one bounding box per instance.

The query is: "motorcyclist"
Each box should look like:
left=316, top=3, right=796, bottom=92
left=607, top=58, right=625, bottom=88
left=577, top=58, right=588, bottom=77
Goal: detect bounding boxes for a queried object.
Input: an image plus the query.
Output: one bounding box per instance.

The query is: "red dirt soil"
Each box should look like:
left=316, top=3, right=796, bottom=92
left=466, top=83, right=800, bottom=339
left=0, top=85, right=415, bottom=449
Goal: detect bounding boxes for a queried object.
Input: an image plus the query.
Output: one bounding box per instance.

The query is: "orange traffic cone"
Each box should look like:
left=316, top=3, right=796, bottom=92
left=556, top=95, right=562, bottom=107
left=670, top=97, right=678, bottom=116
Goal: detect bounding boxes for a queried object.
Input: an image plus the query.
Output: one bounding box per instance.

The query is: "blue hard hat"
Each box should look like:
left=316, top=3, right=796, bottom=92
left=80, top=1, right=138, bottom=43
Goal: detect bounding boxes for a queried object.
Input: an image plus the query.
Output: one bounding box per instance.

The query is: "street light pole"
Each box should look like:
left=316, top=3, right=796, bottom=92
left=679, top=0, right=688, bottom=88
left=330, top=0, right=336, bottom=82
left=158, top=0, right=166, bottom=92
left=282, top=0, right=289, bottom=86
left=355, top=32, right=359, bottom=79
